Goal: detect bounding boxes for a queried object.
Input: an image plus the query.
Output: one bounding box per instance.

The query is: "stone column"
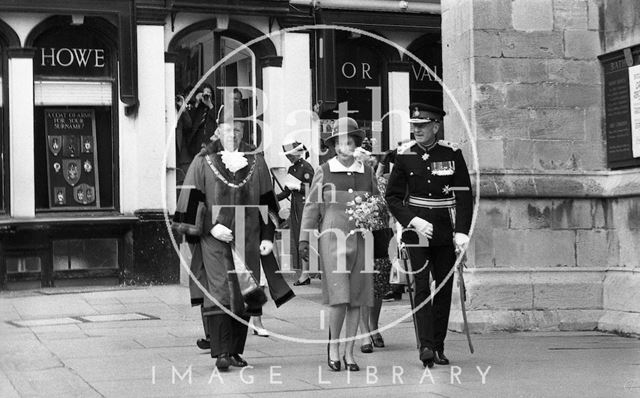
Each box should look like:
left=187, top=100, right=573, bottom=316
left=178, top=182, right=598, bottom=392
left=387, top=62, right=411, bottom=148
left=7, top=48, right=35, bottom=218
left=164, top=52, right=177, bottom=215
left=260, top=56, right=285, bottom=169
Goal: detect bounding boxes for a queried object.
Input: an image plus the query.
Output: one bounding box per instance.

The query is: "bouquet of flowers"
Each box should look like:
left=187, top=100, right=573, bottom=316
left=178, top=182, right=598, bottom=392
left=345, top=193, right=389, bottom=231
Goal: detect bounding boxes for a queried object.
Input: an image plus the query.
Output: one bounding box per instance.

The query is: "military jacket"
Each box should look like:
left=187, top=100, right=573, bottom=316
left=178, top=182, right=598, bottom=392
left=385, top=140, right=473, bottom=246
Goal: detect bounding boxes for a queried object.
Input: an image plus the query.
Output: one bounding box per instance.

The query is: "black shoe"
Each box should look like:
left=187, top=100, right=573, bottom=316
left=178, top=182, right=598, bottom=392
left=293, top=278, right=311, bottom=286
left=197, top=338, right=210, bottom=350
left=342, top=356, right=360, bottom=371
left=216, top=353, right=230, bottom=371
left=434, top=350, right=449, bottom=365
left=372, top=333, right=385, bottom=348
left=327, top=331, right=341, bottom=371
left=420, top=347, right=434, bottom=368
left=230, top=354, right=248, bottom=367
left=360, top=343, right=373, bottom=354
left=382, top=290, right=402, bottom=302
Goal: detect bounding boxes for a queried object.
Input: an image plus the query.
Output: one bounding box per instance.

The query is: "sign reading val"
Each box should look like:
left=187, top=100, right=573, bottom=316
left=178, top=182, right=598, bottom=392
left=45, top=109, right=100, bottom=209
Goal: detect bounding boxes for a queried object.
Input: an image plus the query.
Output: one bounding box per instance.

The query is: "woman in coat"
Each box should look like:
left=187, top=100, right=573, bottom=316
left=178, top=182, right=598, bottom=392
left=299, top=117, right=378, bottom=372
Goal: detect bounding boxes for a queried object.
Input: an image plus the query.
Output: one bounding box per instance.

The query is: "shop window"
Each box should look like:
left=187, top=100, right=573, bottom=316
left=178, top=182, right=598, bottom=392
left=31, top=23, right=117, bottom=211
left=52, top=239, right=118, bottom=271
left=407, top=35, right=443, bottom=111
left=6, top=256, right=42, bottom=274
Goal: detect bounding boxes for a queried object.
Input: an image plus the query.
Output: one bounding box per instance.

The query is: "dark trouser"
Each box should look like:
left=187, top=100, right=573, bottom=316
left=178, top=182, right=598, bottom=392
left=207, top=313, right=250, bottom=357
left=407, top=245, right=455, bottom=352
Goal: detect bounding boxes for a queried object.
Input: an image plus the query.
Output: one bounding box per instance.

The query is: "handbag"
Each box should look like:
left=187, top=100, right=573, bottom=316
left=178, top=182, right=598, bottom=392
left=389, top=247, right=416, bottom=286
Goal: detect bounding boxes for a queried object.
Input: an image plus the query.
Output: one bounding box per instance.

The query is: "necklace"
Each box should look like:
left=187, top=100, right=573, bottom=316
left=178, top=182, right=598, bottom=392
left=205, top=154, right=256, bottom=189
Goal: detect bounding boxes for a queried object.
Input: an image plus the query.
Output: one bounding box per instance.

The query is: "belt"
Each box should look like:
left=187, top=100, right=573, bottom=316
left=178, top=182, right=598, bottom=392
left=407, top=196, right=455, bottom=209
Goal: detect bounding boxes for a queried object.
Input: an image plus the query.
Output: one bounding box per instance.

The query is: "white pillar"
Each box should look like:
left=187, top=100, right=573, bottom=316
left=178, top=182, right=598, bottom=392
left=261, top=57, right=284, bottom=169
left=134, top=25, right=167, bottom=211
left=281, top=32, right=315, bottom=168
left=164, top=56, right=176, bottom=215
left=8, top=52, right=35, bottom=218
left=388, top=68, right=411, bottom=148
left=118, top=77, right=138, bottom=214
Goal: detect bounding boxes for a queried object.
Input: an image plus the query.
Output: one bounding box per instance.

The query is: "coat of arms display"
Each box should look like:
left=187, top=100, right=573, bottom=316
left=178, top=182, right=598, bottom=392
left=45, top=109, right=100, bottom=208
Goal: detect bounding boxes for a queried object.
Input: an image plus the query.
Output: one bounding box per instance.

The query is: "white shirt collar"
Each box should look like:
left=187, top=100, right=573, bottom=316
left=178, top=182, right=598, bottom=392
left=328, top=157, right=365, bottom=173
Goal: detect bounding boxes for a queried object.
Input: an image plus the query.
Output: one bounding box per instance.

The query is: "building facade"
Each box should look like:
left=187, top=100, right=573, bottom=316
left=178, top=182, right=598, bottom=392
left=0, top=0, right=637, bottom=334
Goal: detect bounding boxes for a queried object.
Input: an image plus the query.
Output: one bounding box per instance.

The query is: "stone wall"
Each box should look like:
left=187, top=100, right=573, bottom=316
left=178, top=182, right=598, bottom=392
left=442, top=0, right=640, bottom=334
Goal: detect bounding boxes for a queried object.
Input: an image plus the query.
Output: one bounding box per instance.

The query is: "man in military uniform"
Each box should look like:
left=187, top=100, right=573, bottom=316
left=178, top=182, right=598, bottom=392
left=385, top=103, right=473, bottom=368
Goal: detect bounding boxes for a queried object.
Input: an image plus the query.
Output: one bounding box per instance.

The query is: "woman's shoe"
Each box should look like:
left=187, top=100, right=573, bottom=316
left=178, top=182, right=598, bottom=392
left=327, top=332, right=341, bottom=371
left=196, top=338, right=210, bottom=350
left=342, top=356, right=360, bottom=371
left=293, top=278, right=311, bottom=286
left=360, top=343, right=373, bottom=353
left=252, top=327, right=270, bottom=337
left=372, top=333, right=385, bottom=348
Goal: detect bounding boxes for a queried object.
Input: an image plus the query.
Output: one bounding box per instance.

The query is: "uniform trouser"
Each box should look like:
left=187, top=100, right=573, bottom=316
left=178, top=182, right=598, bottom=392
left=207, top=313, right=250, bottom=357
left=407, top=244, right=456, bottom=352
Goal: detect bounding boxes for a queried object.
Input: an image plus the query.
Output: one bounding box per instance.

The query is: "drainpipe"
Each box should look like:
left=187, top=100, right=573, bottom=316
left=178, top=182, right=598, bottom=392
left=290, top=0, right=441, bottom=14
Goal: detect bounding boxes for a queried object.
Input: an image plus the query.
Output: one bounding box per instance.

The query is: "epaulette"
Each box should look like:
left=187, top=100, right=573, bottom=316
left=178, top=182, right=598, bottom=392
left=397, top=140, right=416, bottom=155
left=437, top=140, right=460, bottom=151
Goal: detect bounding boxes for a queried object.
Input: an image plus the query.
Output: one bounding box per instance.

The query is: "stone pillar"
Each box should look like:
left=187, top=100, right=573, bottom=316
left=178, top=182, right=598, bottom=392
left=260, top=56, right=285, bottom=169
left=135, top=25, right=167, bottom=211
left=442, top=0, right=640, bottom=334
left=127, top=24, right=179, bottom=285
left=164, top=52, right=177, bottom=215
left=7, top=48, right=35, bottom=218
left=387, top=62, right=411, bottom=147
left=280, top=32, right=314, bottom=168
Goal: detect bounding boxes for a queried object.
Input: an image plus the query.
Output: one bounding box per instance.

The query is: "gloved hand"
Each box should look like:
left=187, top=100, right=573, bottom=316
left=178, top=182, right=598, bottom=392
left=409, top=217, right=433, bottom=239
left=285, top=181, right=301, bottom=191
left=299, top=241, right=309, bottom=261
left=210, top=224, right=233, bottom=242
left=260, top=240, right=273, bottom=256
left=453, top=233, right=470, bottom=252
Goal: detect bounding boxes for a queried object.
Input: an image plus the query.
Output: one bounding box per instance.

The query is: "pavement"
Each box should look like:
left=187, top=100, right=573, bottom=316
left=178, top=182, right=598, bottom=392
left=0, top=279, right=639, bottom=398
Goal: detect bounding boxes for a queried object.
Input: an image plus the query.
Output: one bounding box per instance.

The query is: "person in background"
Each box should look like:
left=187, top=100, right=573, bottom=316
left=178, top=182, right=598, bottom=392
left=355, top=154, right=393, bottom=354
left=276, top=140, right=315, bottom=286
left=187, top=83, right=217, bottom=159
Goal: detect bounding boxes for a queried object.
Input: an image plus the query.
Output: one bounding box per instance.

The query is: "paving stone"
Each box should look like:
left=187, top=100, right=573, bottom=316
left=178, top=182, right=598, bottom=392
left=5, top=368, right=100, bottom=398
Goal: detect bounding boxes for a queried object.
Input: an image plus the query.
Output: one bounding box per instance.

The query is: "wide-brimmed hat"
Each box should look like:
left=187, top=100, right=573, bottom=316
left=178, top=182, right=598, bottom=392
left=323, top=117, right=365, bottom=145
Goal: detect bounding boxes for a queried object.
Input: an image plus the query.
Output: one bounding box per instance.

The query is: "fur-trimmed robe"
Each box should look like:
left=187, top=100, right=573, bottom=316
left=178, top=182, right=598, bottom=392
left=176, top=141, right=293, bottom=316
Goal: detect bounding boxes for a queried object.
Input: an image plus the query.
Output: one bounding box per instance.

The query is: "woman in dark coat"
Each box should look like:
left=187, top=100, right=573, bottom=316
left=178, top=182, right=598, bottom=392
left=299, top=117, right=378, bottom=372
left=276, top=141, right=315, bottom=285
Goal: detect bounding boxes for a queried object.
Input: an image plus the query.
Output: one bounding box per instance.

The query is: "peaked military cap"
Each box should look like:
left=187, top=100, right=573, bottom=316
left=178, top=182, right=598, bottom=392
left=409, top=102, right=446, bottom=123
